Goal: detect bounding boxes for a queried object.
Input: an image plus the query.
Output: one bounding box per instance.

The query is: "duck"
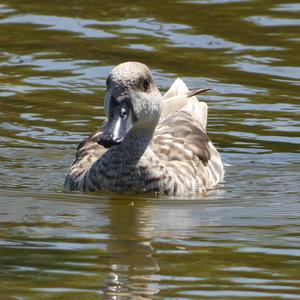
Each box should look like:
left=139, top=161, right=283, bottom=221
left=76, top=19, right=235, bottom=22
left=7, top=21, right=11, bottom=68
left=64, top=62, right=224, bottom=196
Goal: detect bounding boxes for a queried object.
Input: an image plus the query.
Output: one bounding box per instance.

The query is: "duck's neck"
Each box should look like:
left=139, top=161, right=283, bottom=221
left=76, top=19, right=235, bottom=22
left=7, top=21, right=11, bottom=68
left=108, top=124, right=156, bottom=166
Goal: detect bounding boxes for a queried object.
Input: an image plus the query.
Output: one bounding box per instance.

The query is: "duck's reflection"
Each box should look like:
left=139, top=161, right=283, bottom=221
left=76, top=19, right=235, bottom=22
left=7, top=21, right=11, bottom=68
left=102, top=198, right=160, bottom=299
left=99, top=196, right=217, bottom=299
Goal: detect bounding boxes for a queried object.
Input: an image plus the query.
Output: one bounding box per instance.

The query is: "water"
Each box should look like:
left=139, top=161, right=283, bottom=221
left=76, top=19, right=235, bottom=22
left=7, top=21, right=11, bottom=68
left=0, top=0, right=299, bottom=298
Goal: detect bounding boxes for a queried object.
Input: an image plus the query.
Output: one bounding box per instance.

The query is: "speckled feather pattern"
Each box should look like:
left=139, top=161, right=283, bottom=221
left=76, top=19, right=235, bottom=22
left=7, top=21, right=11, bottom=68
left=64, top=63, right=224, bottom=196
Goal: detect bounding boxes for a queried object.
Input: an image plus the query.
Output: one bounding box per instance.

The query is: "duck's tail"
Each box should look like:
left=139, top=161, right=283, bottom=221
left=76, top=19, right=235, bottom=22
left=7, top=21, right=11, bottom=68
left=161, top=78, right=209, bottom=131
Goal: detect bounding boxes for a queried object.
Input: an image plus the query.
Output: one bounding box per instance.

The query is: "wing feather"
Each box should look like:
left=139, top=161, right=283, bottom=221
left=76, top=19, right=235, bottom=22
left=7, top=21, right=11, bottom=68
left=153, top=110, right=211, bottom=166
left=64, top=122, right=107, bottom=190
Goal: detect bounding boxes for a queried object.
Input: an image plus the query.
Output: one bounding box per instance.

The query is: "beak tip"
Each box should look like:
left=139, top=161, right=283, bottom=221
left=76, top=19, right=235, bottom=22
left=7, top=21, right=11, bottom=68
left=97, top=134, right=123, bottom=148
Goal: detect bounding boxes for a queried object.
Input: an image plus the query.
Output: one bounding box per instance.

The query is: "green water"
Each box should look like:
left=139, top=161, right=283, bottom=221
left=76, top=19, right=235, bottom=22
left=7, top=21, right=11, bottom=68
left=0, top=0, right=300, bottom=299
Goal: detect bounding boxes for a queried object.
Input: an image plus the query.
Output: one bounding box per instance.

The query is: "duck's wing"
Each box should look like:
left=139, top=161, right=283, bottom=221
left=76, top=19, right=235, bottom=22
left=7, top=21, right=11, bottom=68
left=152, top=78, right=224, bottom=189
left=64, top=122, right=108, bottom=190
left=153, top=109, right=211, bottom=165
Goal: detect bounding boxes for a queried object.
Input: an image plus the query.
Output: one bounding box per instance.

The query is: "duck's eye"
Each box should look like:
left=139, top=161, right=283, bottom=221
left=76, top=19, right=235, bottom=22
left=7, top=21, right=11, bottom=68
left=120, top=107, right=127, bottom=119
left=142, top=78, right=150, bottom=92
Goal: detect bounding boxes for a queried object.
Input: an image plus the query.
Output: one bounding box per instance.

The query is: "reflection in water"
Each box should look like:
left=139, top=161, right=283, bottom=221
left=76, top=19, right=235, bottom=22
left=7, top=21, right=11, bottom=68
left=1, top=191, right=300, bottom=298
left=0, top=0, right=300, bottom=298
left=103, top=199, right=160, bottom=298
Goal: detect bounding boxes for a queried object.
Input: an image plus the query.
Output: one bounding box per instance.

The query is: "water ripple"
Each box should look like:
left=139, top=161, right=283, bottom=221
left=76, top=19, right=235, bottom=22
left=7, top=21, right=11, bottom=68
left=247, top=15, right=300, bottom=27
left=0, top=14, right=116, bottom=38
left=0, top=1, right=300, bottom=299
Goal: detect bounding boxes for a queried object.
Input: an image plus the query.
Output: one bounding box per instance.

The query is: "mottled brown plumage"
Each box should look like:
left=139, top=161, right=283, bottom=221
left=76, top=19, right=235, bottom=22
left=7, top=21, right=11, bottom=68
left=64, top=62, right=224, bottom=196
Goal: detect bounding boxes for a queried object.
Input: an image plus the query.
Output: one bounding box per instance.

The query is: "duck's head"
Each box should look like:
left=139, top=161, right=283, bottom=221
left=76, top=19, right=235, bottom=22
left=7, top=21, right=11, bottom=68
left=98, top=62, right=162, bottom=148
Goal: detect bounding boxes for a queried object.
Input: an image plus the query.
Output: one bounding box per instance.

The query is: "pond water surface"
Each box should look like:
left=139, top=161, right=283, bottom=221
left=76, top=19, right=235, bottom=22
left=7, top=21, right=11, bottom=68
left=0, top=0, right=300, bottom=299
